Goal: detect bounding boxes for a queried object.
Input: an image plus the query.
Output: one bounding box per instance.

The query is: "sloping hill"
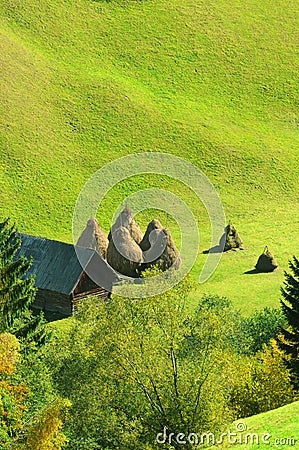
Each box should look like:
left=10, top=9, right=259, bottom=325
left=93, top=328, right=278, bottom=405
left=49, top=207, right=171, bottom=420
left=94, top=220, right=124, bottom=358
left=211, top=401, right=299, bottom=449
left=0, top=0, right=298, bottom=310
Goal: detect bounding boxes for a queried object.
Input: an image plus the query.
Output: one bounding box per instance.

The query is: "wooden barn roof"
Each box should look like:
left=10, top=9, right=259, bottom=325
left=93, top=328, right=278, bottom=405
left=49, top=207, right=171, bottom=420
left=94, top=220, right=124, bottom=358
left=16, top=233, right=120, bottom=295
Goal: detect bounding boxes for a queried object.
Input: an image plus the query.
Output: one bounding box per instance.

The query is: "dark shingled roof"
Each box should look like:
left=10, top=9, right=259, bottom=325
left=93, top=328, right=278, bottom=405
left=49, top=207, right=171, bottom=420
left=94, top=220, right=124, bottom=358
left=16, top=233, right=119, bottom=295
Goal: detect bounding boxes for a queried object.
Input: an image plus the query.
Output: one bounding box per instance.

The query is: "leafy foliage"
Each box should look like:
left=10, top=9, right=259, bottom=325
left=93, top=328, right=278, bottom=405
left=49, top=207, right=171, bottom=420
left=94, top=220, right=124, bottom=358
left=48, top=278, right=238, bottom=449
left=229, top=340, right=295, bottom=419
left=233, top=307, right=286, bottom=355
left=0, top=332, right=20, bottom=375
left=24, top=397, right=71, bottom=450
left=0, top=333, right=28, bottom=448
left=0, top=220, right=68, bottom=448
left=0, top=331, right=70, bottom=449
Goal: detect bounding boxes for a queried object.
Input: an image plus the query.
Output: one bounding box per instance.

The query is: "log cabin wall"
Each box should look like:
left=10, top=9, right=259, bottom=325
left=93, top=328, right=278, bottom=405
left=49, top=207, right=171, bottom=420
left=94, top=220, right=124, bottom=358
left=72, top=271, right=111, bottom=313
left=72, top=288, right=110, bottom=313
left=33, top=288, right=72, bottom=317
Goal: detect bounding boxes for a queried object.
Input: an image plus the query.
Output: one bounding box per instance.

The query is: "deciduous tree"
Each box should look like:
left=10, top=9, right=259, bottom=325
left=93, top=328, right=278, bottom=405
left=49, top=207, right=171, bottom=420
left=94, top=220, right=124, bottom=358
left=50, top=276, right=236, bottom=449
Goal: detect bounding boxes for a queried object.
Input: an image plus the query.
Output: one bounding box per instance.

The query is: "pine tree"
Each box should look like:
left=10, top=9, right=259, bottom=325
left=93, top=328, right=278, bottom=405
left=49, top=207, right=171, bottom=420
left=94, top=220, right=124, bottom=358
left=278, top=256, right=299, bottom=388
left=0, top=219, right=46, bottom=345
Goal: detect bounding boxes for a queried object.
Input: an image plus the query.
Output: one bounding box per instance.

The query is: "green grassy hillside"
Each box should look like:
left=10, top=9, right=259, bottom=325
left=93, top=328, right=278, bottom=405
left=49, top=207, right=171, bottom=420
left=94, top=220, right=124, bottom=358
left=0, top=0, right=298, bottom=311
left=211, top=401, right=299, bottom=449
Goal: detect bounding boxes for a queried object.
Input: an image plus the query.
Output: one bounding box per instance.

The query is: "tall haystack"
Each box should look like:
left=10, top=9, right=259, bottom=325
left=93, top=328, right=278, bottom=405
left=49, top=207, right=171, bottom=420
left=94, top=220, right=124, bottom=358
left=142, top=228, right=167, bottom=264
left=129, top=219, right=143, bottom=245
left=108, top=205, right=143, bottom=244
left=255, top=246, right=278, bottom=273
left=139, top=219, right=164, bottom=251
left=76, top=218, right=108, bottom=259
left=220, top=222, right=243, bottom=251
left=107, top=226, right=143, bottom=277
left=143, top=228, right=181, bottom=272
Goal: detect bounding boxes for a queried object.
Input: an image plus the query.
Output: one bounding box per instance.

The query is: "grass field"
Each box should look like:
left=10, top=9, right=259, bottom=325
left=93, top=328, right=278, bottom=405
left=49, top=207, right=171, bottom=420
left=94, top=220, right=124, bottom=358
left=0, top=0, right=298, bottom=312
left=210, top=401, right=299, bottom=449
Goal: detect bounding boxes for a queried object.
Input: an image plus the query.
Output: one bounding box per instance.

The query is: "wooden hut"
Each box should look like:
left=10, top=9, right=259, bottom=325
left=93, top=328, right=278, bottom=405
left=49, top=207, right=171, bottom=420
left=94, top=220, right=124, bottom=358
left=16, top=233, right=120, bottom=318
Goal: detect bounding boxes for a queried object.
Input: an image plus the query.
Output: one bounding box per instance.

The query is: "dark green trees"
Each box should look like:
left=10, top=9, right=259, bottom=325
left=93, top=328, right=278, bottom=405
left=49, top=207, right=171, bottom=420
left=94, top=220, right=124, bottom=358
left=0, top=219, right=45, bottom=344
left=278, top=256, right=299, bottom=388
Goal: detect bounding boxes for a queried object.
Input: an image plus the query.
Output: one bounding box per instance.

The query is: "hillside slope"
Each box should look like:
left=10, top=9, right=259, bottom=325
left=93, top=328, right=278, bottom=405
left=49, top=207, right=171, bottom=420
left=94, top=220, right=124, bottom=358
left=0, top=0, right=298, bottom=310
left=211, top=401, right=299, bottom=449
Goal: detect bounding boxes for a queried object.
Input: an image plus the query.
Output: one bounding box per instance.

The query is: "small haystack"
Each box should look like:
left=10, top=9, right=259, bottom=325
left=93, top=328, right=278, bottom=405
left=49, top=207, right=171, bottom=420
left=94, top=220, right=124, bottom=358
left=220, top=222, right=243, bottom=251
left=108, top=205, right=143, bottom=244
left=143, top=228, right=181, bottom=272
left=139, top=219, right=164, bottom=251
left=76, top=218, right=109, bottom=259
left=107, top=226, right=143, bottom=277
left=255, top=246, right=278, bottom=273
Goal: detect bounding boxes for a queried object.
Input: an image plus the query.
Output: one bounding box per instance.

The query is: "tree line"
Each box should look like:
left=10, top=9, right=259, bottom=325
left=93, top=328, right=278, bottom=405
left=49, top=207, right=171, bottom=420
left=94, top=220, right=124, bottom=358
left=0, top=218, right=298, bottom=449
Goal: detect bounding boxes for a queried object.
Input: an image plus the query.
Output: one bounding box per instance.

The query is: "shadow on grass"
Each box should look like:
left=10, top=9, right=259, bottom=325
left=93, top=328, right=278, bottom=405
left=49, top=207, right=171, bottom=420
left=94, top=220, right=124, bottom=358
left=243, top=269, right=259, bottom=275
left=202, top=245, right=223, bottom=254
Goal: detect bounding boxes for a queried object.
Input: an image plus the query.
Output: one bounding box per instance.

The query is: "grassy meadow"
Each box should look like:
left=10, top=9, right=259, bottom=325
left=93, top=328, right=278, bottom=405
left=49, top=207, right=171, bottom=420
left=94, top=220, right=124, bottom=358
left=0, top=0, right=298, bottom=312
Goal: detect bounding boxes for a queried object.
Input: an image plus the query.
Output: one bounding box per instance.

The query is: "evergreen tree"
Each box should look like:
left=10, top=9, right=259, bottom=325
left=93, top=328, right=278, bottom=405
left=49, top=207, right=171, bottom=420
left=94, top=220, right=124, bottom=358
left=0, top=219, right=46, bottom=345
left=278, top=256, right=299, bottom=388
